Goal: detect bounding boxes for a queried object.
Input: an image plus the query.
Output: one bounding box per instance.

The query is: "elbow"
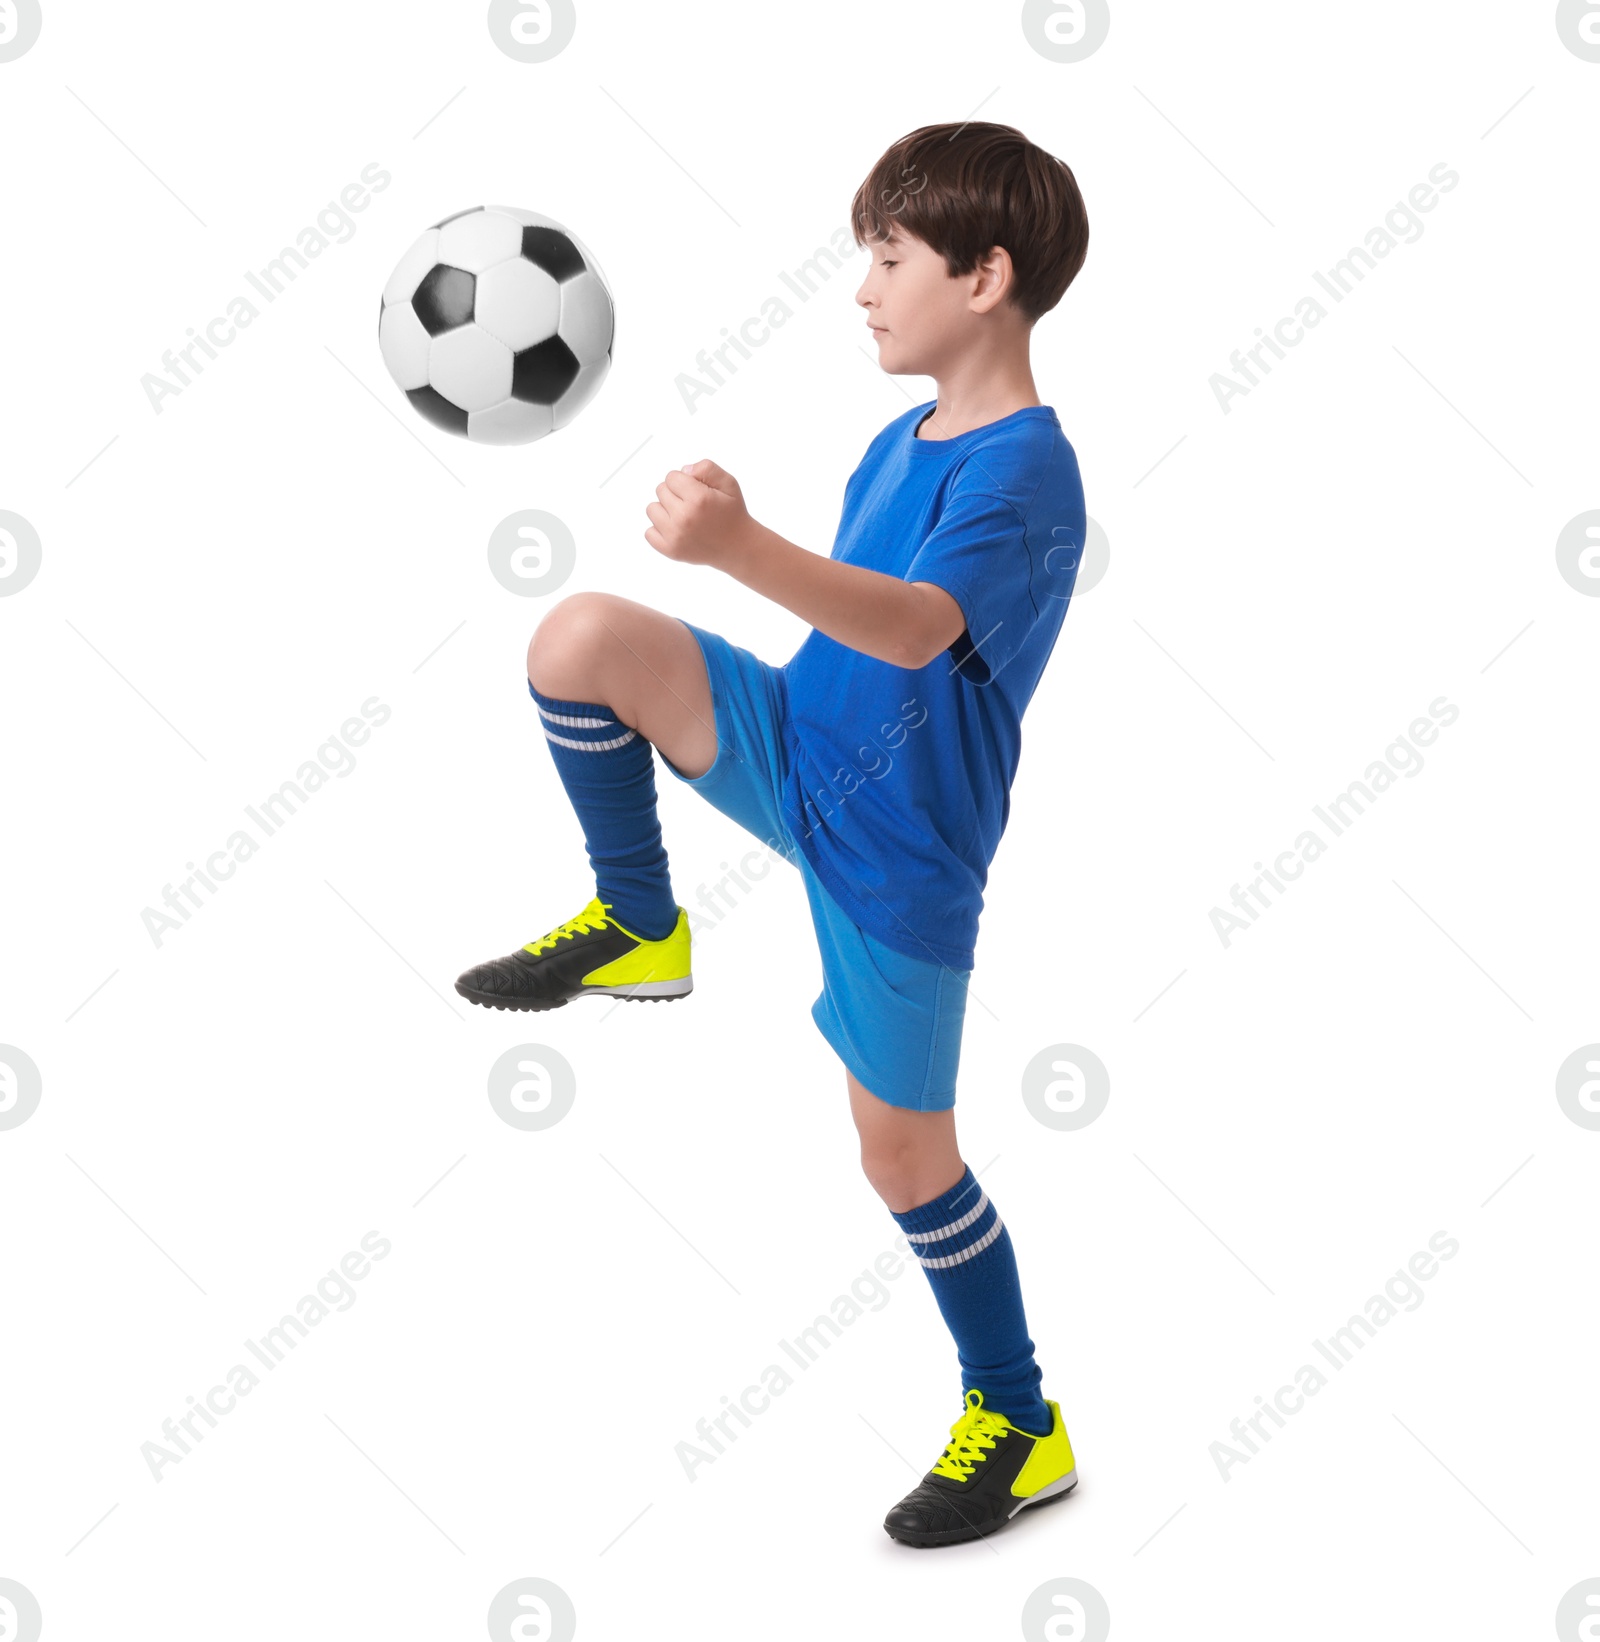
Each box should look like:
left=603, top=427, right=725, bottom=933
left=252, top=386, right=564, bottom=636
left=890, top=632, right=939, bottom=671
left=889, top=610, right=945, bottom=671
left=897, top=582, right=965, bottom=671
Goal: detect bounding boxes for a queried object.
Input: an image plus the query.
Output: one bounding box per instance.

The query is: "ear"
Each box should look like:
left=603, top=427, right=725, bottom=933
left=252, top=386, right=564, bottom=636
left=971, top=245, right=1016, bottom=314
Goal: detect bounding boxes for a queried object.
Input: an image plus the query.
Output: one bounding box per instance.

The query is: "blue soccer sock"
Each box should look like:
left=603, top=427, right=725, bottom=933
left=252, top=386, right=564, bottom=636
left=891, top=1163, right=1053, bottom=1437
left=527, top=681, right=678, bottom=942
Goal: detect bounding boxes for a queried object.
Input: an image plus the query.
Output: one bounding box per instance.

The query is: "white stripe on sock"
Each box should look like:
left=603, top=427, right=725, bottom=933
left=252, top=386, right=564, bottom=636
left=904, top=1188, right=990, bottom=1244
left=536, top=704, right=616, bottom=728
left=911, top=1214, right=1004, bottom=1270
left=542, top=726, right=638, bottom=752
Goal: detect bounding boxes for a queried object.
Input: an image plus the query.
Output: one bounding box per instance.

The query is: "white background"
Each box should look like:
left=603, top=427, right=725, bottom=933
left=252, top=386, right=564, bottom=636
left=2, top=1, right=1597, bottom=1637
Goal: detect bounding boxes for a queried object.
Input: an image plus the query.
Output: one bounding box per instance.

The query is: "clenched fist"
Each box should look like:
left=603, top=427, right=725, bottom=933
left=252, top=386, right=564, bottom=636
left=644, top=459, right=753, bottom=568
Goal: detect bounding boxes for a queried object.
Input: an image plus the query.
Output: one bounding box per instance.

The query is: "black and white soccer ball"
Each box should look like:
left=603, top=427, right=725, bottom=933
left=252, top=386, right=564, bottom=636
left=378, top=205, right=614, bottom=444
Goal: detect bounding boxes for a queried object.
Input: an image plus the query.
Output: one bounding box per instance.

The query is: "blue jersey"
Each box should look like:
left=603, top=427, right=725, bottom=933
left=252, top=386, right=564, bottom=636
left=780, top=400, right=1086, bottom=971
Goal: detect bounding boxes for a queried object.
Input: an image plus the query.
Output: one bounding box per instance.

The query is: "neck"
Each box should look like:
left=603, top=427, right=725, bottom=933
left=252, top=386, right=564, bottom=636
left=918, top=350, right=1041, bottom=440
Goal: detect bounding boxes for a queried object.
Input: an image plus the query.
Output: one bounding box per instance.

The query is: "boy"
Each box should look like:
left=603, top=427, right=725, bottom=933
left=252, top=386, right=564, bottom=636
left=456, top=121, right=1089, bottom=1547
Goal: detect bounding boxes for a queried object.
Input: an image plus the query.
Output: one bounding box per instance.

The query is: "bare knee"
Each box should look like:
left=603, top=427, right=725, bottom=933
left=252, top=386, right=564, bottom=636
left=863, top=1163, right=919, bottom=1214
left=860, top=1142, right=955, bottom=1215
left=526, top=592, right=625, bottom=698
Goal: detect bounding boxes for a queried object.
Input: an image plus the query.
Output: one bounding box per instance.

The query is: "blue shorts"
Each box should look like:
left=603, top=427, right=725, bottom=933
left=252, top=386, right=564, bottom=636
left=658, top=619, right=970, bottom=1113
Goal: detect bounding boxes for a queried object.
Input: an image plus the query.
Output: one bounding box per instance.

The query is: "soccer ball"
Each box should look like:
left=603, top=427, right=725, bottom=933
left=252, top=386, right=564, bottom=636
left=378, top=205, right=614, bottom=445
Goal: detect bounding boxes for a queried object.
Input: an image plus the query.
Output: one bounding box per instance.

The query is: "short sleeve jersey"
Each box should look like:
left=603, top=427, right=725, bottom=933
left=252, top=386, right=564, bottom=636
left=780, top=400, right=1086, bottom=971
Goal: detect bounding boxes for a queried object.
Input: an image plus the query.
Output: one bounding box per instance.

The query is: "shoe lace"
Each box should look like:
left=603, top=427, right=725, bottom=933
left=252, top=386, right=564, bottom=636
left=930, top=1392, right=1009, bottom=1482
left=524, top=898, right=612, bottom=955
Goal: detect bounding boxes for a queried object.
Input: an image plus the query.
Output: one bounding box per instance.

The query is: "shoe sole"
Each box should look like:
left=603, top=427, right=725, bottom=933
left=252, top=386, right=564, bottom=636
left=455, top=977, right=694, bottom=1012
left=884, top=1472, right=1078, bottom=1548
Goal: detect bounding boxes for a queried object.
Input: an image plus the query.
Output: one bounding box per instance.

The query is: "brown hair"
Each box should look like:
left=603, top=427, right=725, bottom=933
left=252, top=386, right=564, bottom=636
left=850, top=122, right=1088, bottom=324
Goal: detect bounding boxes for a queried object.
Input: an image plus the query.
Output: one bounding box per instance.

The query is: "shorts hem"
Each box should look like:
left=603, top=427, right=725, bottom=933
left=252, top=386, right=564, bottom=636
left=658, top=618, right=731, bottom=791
left=811, top=1000, right=957, bottom=1114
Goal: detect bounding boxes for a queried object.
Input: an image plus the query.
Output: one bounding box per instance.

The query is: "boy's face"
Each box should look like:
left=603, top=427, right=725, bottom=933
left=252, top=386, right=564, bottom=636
left=857, top=225, right=1002, bottom=376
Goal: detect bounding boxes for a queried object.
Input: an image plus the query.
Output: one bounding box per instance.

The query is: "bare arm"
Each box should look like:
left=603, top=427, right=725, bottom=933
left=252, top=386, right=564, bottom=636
left=645, top=461, right=967, bottom=670
left=723, top=519, right=964, bottom=670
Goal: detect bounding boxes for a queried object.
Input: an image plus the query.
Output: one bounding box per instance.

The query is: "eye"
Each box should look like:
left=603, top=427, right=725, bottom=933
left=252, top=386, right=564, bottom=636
left=879, top=258, right=897, bottom=268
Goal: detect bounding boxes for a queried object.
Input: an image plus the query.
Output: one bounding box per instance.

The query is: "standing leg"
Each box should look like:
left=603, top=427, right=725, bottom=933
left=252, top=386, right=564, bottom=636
left=849, top=1070, right=1052, bottom=1436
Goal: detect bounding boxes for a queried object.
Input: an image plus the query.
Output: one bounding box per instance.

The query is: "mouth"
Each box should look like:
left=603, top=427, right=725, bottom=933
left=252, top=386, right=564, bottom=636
left=868, top=325, right=887, bottom=337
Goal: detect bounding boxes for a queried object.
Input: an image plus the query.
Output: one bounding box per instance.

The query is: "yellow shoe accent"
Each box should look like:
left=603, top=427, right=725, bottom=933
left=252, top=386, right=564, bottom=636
left=581, top=902, right=692, bottom=988
left=1010, top=1399, right=1077, bottom=1499
left=929, top=1390, right=1077, bottom=1498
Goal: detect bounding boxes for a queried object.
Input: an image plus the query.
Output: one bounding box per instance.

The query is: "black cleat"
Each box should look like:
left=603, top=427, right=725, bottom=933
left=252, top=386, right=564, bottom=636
left=883, top=1389, right=1078, bottom=1548
left=455, top=896, right=692, bottom=1012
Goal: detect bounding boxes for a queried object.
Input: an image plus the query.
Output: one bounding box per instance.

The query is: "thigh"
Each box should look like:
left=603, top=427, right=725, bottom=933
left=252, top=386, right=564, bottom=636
left=655, top=619, right=801, bottom=864
left=801, top=853, right=972, bottom=1114
left=529, top=592, right=719, bottom=779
